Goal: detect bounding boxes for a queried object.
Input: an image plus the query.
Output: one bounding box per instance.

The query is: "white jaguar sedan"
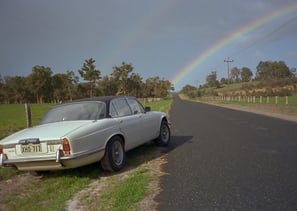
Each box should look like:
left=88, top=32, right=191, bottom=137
left=0, top=96, right=170, bottom=173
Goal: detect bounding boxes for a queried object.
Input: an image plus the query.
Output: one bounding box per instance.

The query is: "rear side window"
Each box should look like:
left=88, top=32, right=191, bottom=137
left=110, top=98, right=132, bottom=117
left=127, top=98, right=144, bottom=114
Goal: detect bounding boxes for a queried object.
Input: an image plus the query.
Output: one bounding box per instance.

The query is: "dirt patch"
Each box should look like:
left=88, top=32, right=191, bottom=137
left=0, top=172, right=41, bottom=211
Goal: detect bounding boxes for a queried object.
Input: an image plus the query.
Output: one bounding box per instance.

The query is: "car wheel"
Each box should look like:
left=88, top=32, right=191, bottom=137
left=155, top=120, right=170, bottom=146
left=101, top=136, right=126, bottom=172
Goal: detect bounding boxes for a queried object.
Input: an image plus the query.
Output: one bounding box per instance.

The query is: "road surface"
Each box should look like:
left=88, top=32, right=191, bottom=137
left=156, top=95, right=297, bottom=210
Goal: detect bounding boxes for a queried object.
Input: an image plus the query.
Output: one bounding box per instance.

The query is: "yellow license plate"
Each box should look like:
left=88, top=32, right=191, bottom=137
left=21, top=144, right=42, bottom=153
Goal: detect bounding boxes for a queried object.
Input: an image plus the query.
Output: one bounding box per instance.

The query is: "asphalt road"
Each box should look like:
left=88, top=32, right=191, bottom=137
left=156, top=95, right=297, bottom=210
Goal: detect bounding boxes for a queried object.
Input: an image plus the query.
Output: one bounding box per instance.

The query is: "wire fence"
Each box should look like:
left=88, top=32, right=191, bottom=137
left=200, top=95, right=297, bottom=106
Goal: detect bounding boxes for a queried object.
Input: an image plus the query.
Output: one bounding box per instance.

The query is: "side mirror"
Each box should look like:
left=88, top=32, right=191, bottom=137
left=144, top=106, right=151, bottom=112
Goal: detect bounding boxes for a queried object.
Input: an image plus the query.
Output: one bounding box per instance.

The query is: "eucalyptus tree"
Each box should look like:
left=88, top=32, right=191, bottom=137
left=144, top=77, right=171, bottom=98
left=241, top=67, right=253, bottom=82
left=256, top=61, right=293, bottom=80
left=206, top=71, right=219, bottom=88
left=78, top=58, right=101, bottom=97
left=99, top=76, right=118, bottom=96
left=127, top=73, right=143, bottom=97
left=52, top=73, right=68, bottom=103
left=4, top=76, right=28, bottom=103
left=111, top=62, right=134, bottom=95
left=28, top=65, right=53, bottom=103
left=66, top=70, right=79, bottom=101
left=230, top=67, right=241, bottom=83
left=0, top=74, right=5, bottom=103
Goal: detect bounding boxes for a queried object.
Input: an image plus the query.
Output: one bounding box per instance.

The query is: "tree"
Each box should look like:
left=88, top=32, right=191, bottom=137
left=256, top=61, right=293, bottom=81
left=206, top=71, right=219, bottom=87
left=230, top=67, right=241, bottom=83
left=66, top=70, right=79, bottom=101
left=127, top=73, right=143, bottom=97
left=111, top=62, right=134, bottom=95
left=78, top=58, right=101, bottom=97
left=241, top=67, right=253, bottom=82
left=28, top=65, right=53, bottom=103
left=180, top=84, right=200, bottom=98
left=5, top=76, right=29, bottom=103
left=99, top=76, right=118, bottom=96
left=0, top=74, right=5, bottom=103
left=220, top=77, right=228, bottom=85
left=52, top=73, right=69, bottom=103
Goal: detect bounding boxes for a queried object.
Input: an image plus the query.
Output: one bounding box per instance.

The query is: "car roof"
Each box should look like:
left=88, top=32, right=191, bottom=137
left=45, top=96, right=139, bottom=120
left=66, top=96, right=137, bottom=104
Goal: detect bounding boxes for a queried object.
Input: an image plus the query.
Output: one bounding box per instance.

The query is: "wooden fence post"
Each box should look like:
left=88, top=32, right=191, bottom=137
left=25, top=103, right=32, bottom=128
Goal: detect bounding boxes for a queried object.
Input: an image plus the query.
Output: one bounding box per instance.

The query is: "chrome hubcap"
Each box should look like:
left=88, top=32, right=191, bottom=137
left=112, top=141, right=123, bottom=165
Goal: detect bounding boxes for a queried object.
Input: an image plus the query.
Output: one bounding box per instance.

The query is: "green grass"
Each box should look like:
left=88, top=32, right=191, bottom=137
left=4, top=165, right=99, bottom=211
left=142, top=96, right=172, bottom=113
left=0, top=96, right=173, bottom=211
left=99, top=168, right=152, bottom=211
left=0, top=104, right=54, bottom=139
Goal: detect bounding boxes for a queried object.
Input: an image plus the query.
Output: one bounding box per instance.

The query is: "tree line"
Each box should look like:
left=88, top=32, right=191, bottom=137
left=181, top=60, right=297, bottom=97
left=0, top=58, right=172, bottom=103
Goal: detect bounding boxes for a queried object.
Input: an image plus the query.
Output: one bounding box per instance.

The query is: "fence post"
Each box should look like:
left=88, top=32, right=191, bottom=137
left=286, top=96, right=288, bottom=105
left=25, top=103, right=32, bottom=128
left=275, top=96, right=278, bottom=105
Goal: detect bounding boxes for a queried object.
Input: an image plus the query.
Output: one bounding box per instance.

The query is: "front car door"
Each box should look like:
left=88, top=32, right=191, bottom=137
left=126, top=97, right=159, bottom=141
left=110, top=97, right=145, bottom=150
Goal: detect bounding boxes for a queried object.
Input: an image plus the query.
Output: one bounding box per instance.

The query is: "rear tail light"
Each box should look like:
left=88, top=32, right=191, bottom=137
left=62, top=138, right=71, bottom=156
left=0, top=145, right=3, bottom=154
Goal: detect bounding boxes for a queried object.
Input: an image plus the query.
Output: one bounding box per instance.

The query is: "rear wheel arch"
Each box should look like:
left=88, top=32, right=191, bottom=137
left=101, top=135, right=126, bottom=172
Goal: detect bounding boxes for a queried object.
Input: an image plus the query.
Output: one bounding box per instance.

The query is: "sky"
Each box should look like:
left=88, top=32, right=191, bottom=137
left=1, top=0, right=297, bottom=91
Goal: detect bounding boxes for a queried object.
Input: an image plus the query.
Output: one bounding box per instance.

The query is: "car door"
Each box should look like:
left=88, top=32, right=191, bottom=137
left=126, top=98, right=158, bottom=142
left=110, top=98, right=144, bottom=151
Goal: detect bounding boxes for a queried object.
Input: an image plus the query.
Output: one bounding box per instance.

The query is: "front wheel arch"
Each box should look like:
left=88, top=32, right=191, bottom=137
left=155, top=119, right=171, bottom=147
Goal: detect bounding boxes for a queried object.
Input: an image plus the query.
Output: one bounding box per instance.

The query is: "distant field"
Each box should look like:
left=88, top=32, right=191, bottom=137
left=0, top=104, right=54, bottom=139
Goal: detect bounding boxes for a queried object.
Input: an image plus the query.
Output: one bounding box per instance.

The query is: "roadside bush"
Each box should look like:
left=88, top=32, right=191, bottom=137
left=274, top=88, right=292, bottom=97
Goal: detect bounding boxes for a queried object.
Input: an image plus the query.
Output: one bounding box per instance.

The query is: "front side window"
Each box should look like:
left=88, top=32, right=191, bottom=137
left=127, top=98, right=144, bottom=114
left=40, top=102, right=106, bottom=124
left=110, top=98, right=132, bottom=117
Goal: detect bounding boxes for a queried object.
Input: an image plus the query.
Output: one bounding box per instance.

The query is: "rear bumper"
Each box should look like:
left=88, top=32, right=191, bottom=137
left=0, top=147, right=105, bottom=171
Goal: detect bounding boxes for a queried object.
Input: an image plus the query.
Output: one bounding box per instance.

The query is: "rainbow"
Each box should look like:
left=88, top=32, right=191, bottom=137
left=171, top=2, right=297, bottom=88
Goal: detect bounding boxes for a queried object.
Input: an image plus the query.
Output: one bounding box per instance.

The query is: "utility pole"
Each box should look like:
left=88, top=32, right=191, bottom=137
left=224, top=57, right=234, bottom=84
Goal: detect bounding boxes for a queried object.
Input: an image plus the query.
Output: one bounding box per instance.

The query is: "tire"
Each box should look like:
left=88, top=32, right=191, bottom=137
left=101, top=136, right=126, bottom=172
left=155, top=120, right=171, bottom=146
